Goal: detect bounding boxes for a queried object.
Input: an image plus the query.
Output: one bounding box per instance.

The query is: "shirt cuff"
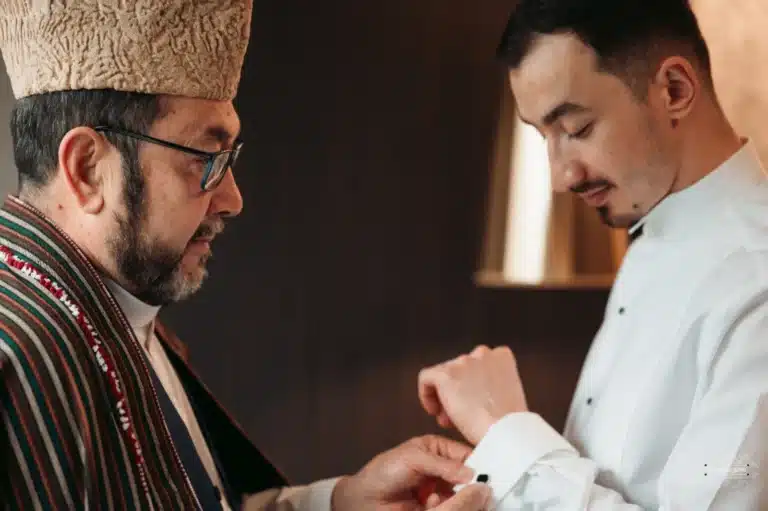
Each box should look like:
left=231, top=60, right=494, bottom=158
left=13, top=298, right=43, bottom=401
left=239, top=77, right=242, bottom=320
left=297, top=477, right=340, bottom=511
left=454, top=412, right=578, bottom=507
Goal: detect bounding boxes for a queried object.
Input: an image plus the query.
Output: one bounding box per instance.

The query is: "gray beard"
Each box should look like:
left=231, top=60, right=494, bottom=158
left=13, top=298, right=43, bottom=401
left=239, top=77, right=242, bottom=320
left=110, top=208, right=189, bottom=306
left=106, top=158, right=204, bottom=306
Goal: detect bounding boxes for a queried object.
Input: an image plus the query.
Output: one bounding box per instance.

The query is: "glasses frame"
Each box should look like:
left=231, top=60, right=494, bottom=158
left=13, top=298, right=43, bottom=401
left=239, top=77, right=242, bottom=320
left=93, top=126, right=243, bottom=191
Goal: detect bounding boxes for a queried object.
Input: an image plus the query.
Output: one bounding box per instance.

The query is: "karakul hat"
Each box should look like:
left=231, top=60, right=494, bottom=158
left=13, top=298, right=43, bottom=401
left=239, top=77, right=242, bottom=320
left=0, top=0, right=253, bottom=100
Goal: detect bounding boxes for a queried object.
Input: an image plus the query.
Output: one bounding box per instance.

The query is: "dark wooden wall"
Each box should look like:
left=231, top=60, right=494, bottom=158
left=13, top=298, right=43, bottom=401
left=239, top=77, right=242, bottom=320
left=468, top=287, right=608, bottom=433
left=160, top=0, right=609, bottom=484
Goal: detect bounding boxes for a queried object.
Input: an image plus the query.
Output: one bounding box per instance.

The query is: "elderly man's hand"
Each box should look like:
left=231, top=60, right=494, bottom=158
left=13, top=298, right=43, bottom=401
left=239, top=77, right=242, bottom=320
left=331, top=434, right=490, bottom=510
left=426, top=484, right=491, bottom=510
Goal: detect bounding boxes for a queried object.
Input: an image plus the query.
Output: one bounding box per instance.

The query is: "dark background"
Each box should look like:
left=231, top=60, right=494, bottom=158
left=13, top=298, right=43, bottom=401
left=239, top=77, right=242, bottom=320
left=158, top=0, right=609, bottom=484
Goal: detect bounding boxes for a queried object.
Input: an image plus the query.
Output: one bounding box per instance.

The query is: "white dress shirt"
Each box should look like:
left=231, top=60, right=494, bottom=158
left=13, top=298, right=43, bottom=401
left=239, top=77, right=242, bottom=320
left=105, top=280, right=336, bottom=510
left=462, top=140, right=768, bottom=510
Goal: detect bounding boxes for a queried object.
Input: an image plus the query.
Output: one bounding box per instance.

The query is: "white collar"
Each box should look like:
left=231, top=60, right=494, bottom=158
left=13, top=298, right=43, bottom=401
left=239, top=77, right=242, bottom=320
left=633, top=139, right=766, bottom=240
left=104, top=278, right=161, bottom=348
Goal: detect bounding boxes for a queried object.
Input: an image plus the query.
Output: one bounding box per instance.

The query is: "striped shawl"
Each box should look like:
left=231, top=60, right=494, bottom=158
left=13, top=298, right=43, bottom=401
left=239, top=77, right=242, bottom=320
left=0, top=196, right=286, bottom=509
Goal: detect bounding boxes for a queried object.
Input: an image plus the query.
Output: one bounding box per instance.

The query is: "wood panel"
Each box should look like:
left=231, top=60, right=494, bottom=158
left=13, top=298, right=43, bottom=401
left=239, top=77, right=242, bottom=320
left=468, top=286, right=608, bottom=432
left=160, top=0, right=522, bottom=483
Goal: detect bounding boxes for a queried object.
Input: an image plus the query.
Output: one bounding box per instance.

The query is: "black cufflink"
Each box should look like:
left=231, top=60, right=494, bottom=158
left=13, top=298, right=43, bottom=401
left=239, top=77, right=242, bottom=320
left=476, top=473, right=489, bottom=483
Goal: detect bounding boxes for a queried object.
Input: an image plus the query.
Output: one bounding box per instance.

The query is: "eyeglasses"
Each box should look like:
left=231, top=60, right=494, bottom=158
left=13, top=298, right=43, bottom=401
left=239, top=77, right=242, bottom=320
left=93, top=126, right=243, bottom=191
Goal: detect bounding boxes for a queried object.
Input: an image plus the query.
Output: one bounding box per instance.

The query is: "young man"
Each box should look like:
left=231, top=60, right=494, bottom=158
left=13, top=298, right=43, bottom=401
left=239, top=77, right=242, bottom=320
left=418, top=0, right=768, bottom=509
left=0, top=1, right=490, bottom=509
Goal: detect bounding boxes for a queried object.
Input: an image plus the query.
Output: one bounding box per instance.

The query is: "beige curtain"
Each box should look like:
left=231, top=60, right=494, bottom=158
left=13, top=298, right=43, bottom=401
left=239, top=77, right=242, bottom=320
left=693, top=0, right=768, bottom=164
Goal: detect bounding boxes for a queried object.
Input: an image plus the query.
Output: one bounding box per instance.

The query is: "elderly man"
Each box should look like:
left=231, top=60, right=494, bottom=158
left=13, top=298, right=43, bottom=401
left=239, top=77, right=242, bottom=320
left=0, top=1, right=489, bottom=509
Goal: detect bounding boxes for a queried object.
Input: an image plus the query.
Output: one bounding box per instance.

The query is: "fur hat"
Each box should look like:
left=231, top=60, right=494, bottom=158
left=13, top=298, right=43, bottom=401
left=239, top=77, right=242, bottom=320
left=0, top=0, right=252, bottom=100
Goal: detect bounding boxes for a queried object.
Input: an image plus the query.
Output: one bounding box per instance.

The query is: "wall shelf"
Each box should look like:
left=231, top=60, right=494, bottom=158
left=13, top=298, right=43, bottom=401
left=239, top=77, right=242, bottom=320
left=474, top=270, right=616, bottom=291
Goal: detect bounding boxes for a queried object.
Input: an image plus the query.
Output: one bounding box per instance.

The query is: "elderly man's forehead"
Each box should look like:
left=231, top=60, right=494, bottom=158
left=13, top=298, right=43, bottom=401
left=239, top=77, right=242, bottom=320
left=158, top=96, right=241, bottom=144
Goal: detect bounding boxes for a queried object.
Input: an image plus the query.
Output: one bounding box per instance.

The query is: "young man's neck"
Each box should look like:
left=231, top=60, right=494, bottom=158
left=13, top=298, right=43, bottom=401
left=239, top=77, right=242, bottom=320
left=672, top=106, right=743, bottom=193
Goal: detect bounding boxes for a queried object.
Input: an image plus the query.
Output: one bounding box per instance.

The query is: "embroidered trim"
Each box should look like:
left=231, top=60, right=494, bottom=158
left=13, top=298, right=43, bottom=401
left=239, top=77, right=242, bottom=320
left=0, top=245, right=152, bottom=505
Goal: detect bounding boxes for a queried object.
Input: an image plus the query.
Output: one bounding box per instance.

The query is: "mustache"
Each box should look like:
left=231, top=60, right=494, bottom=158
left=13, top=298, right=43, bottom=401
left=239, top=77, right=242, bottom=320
left=192, top=217, right=226, bottom=240
left=569, top=180, right=614, bottom=194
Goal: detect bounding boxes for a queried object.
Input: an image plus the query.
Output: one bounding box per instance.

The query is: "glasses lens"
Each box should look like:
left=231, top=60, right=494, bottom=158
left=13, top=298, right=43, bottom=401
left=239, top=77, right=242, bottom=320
left=231, top=143, right=243, bottom=168
left=203, top=153, right=230, bottom=191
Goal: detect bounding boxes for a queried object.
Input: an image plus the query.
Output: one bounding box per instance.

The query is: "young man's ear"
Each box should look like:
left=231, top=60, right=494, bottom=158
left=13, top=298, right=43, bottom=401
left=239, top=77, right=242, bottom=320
left=654, top=56, right=699, bottom=124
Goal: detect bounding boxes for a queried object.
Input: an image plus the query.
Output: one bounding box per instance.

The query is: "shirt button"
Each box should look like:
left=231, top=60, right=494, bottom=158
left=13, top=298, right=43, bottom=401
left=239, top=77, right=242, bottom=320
left=586, top=397, right=593, bottom=405
left=618, top=307, right=626, bottom=315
